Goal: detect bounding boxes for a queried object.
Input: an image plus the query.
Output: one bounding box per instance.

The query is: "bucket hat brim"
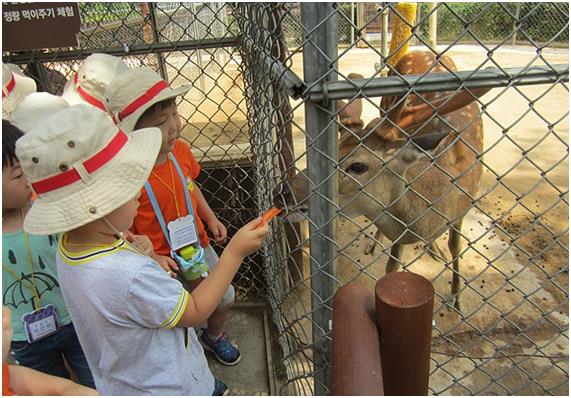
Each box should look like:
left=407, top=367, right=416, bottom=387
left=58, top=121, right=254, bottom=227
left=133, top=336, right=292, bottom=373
left=23, top=126, right=162, bottom=235
left=117, top=85, right=190, bottom=133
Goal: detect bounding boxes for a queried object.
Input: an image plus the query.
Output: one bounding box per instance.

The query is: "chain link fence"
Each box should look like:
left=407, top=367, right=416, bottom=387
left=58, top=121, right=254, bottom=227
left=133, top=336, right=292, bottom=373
left=234, top=2, right=568, bottom=395
left=3, top=2, right=569, bottom=395
left=4, top=2, right=266, bottom=301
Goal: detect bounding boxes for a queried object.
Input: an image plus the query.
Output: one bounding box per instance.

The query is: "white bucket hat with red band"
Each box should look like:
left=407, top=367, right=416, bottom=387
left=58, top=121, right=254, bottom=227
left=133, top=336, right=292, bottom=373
left=2, top=63, right=37, bottom=119
left=10, top=92, right=70, bottom=133
left=62, top=53, right=129, bottom=111
left=104, top=67, right=190, bottom=133
left=16, top=104, right=162, bottom=235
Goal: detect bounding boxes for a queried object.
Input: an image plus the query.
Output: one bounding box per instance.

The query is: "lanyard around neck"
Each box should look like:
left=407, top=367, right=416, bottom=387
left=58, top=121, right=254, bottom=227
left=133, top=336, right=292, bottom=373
left=144, top=153, right=197, bottom=249
left=150, top=159, right=182, bottom=218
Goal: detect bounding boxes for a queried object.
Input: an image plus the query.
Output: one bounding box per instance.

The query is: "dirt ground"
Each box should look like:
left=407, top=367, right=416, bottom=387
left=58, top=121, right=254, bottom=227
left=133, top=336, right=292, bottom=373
left=173, top=43, right=568, bottom=394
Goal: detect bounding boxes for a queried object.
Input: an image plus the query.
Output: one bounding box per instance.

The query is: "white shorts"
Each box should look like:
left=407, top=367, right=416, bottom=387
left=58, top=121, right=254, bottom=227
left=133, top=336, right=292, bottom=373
left=203, top=245, right=235, bottom=308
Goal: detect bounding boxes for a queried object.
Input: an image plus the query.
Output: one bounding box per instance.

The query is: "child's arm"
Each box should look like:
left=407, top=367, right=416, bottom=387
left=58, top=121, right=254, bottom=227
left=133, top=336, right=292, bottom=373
left=176, top=217, right=269, bottom=327
left=8, top=364, right=99, bottom=396
left=194, top=185, right=227, bottom=243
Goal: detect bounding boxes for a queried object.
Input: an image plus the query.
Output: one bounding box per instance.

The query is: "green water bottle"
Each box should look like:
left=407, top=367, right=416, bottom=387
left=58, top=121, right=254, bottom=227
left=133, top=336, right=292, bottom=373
left=179, top=245, right=209, bottom=281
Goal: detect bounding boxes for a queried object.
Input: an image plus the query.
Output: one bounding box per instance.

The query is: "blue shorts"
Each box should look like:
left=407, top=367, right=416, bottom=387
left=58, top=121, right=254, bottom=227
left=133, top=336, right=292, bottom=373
left=10, top=322, right=95, bottom=388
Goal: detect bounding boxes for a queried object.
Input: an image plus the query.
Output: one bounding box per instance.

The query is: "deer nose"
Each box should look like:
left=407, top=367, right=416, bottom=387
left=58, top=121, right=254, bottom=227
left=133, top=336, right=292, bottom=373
left=273, top=184, right=293, bottom=208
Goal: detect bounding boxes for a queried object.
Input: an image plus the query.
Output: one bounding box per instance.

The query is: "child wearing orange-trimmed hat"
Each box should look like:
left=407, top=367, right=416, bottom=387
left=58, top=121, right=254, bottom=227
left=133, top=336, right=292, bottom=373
left=105, top=67, right=244, bottom=368
left=17, top=104, right=269, bottom=395
left=62, top=53, right=129, bottom=111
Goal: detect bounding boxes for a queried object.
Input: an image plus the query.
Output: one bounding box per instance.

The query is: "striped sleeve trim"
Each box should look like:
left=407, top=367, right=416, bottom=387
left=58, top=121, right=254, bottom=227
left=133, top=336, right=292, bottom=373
left=160, top=289, right=189, bottom=329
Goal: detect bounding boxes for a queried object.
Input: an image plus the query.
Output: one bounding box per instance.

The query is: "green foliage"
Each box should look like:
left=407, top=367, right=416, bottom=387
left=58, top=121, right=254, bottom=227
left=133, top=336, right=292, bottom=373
left=79, top=2, right=141, bottom=24
left=418, top=2, right=568, bottom=44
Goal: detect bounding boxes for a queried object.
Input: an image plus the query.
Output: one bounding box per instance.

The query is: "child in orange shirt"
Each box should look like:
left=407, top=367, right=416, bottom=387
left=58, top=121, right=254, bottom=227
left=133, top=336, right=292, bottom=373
left=104, top=67, right=241, bottom=366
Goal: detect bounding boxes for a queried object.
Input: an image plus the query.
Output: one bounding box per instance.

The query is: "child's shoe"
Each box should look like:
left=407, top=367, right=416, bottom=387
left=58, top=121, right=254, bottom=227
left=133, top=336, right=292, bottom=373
left=199, top=329, right=241, bottom=366
left=212, top=378, right=229, bottom=396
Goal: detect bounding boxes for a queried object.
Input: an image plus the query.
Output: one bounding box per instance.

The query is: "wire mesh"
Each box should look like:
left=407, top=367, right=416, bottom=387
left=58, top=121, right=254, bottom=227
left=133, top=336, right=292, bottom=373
left=237, top=2, right=568, bottom=395
left=3, top=2, right=266, bottom=300
left=2, top=2, right=569, bottom=396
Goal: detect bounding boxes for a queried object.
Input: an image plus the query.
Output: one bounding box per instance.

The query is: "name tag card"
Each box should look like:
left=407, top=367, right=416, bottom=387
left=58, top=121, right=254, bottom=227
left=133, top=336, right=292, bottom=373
left=168, top=215, right=198, bottom=250
left=22, top=304, right=60, bottom=343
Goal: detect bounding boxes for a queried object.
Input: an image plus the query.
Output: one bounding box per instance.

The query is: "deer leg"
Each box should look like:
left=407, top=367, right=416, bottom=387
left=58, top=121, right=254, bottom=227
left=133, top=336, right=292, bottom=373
left=385, top=243, right=404, bottom=274
left=448, top=219, right=464, bottom=311
left=426, top=241, right=449, bottom=262
left=364, top=228, right=382, bottom=255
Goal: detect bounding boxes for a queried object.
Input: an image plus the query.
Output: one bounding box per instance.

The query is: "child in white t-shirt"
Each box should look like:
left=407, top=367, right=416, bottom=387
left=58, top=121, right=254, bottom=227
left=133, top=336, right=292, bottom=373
left=16, top=105, right=270, bottom=395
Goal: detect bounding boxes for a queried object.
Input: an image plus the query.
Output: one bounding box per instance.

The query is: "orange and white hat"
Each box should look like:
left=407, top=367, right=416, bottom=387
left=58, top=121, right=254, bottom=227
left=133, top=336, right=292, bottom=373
left=62, top=53, right=129, bottom=111
left=16, top=104, right=162, bottom=235
left=2, top=63, right=37, bottom=119
left=104, top=67, right=190, bottom=133
left=10, top=92, right=70, bottom=133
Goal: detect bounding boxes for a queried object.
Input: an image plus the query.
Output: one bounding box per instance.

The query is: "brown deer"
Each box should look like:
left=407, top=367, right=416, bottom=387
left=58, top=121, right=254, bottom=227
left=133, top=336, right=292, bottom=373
left=282, top=51, right=490, bottom=311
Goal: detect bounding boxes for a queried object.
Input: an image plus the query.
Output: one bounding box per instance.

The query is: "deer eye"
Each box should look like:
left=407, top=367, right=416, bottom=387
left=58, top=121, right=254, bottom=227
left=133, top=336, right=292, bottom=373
left=346, top=162, right=368, bottom=174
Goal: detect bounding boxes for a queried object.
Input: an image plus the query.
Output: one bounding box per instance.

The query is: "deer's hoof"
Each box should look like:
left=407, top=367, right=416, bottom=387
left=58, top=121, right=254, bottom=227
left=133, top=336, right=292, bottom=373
left=443, top=296, right=462, bottom=314
left=364, top=240, right=376, bottom=255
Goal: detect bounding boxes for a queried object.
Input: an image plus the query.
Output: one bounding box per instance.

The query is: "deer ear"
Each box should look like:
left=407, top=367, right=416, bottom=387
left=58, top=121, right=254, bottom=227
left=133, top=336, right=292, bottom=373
left=337, top=73, right=366, bottom=134
left=366, top=117, right=400, bottom=142
left=337, top=98, right=364, bottom=133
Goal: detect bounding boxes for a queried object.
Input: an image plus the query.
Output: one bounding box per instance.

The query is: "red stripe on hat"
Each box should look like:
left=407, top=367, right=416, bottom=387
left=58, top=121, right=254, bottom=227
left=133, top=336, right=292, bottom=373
left=31, top=130, right=128, bottom=195
left=117, top=80, right=168, bottom=122
left=74, top=73, right=106, bottom=111
left=2, top=74, right=16, bottom=98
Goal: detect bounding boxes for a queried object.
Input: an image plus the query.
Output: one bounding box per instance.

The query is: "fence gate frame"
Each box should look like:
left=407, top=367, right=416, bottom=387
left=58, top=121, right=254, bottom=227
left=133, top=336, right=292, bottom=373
left=2, top=2, right=569, bottom=395
left=239, top=2, right=569, bottom=394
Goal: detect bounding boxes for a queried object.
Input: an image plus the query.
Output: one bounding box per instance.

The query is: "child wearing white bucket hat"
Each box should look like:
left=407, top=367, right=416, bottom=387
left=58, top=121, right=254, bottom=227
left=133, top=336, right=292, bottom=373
left=62, top=53, right=129, bottom=111
left=105, top=67, right=242, bottom=368
left=9, top=92, right=70, bottom=133
left=2, top=63, right=37, bottom=119
left=2, top=120, right=95, bottom=389
left=16, top=104, right=270, bottom=395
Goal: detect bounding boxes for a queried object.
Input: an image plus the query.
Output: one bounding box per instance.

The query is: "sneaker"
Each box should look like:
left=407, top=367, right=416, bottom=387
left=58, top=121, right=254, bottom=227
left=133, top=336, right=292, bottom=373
left=199, top=329, right=241, bottom=366
left=212, top=378, right=229, bottom=396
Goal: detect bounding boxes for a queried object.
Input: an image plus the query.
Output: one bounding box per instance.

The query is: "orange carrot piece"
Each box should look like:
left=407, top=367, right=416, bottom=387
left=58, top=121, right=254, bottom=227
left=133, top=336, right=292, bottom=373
left=256, top=207, right=282, bottom=228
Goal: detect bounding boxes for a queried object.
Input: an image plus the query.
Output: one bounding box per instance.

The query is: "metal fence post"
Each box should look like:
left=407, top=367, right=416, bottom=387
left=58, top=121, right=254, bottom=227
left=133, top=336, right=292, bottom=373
left=512, top=3, right=523, bottom=46
left=301, top=3, right=339, bottom=395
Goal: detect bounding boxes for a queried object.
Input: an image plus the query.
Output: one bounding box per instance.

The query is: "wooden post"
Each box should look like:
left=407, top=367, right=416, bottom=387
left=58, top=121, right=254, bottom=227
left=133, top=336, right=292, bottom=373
left=375, top=272, right=434, bottom=395
left=428, top=2, right=438, bottom=50
left=332, top=284, right=384, bottom=395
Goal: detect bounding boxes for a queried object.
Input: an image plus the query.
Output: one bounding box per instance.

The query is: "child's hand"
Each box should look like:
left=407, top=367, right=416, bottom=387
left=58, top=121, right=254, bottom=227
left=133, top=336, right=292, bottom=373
left=150, top=253, right=179, bottom=277
left=123, top=231, right=154, bottom=255
left=207, top=218, right=227, bottom=244
left=3, top=306, right=13, bottom=362
left=225, top=217, right=270, bottom=259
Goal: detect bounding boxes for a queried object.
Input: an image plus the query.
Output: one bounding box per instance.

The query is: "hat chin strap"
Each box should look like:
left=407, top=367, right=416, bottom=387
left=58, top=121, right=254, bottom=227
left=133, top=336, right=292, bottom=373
left=102, top=216, right=146, bottom=256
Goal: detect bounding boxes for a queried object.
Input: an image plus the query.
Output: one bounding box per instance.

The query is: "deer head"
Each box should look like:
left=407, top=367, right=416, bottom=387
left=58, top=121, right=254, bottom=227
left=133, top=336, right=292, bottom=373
left=282, top=51, right=488, bottom=243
